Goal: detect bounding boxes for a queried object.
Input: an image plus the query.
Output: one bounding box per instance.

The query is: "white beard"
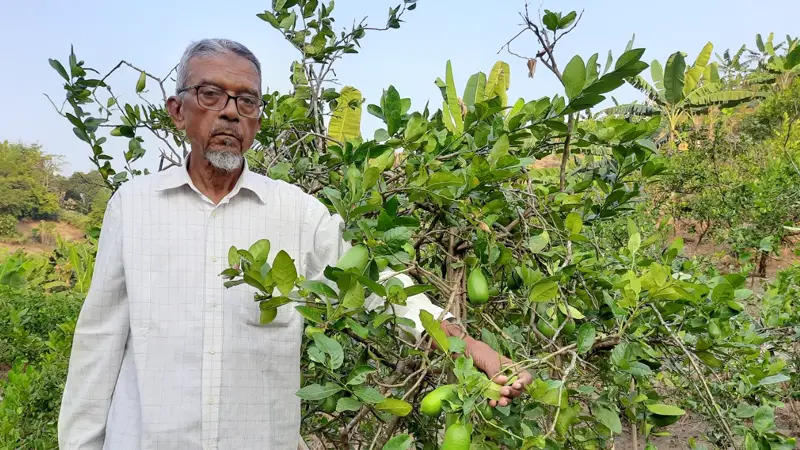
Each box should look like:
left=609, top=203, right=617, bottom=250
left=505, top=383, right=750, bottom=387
left=205, top=150, right=243, bottom=172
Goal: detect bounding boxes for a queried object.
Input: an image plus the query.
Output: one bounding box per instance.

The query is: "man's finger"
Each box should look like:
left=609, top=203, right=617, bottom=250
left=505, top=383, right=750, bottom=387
left=489, top=399, right=498, bottom=408
left=493, top=374, right=508, bottom=385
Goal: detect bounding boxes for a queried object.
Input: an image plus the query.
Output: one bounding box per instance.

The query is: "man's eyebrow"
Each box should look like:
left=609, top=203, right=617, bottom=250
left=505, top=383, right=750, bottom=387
left=195, top=79, right=260, bottom=97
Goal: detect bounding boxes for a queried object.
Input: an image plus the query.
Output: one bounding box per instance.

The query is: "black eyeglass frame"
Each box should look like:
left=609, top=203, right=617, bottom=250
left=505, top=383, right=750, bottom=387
left=177, top=84, right=266, bottom=118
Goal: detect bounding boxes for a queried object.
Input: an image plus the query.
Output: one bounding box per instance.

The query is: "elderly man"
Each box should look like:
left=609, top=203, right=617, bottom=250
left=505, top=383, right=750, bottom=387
left=58, top=39, right=531, bottom=450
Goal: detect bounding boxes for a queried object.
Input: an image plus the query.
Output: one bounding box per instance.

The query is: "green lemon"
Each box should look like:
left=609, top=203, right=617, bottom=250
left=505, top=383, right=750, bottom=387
left=537, top=318, right=556, bottom=339
left=419, top=384, right=456, bottom=417
left=305, top=326, right=324, bottom=338
left=562, top=319, right=576, bottom=336
left=441, top=423, right=471, bottom=450
left=336, top=245, right=370, bottom=273
left=322, top=396, right=337, bottom=413
left=467, top=269, right=490, bottom=304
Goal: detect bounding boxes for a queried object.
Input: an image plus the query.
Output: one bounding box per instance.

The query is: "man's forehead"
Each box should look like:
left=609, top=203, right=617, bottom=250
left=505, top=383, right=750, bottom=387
left=185, top=53, right=261, bottom=93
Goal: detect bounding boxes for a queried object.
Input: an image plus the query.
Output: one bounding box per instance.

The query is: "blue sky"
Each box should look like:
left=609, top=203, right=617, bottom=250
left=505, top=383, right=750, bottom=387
left=2, top=0, right=798, bottom=174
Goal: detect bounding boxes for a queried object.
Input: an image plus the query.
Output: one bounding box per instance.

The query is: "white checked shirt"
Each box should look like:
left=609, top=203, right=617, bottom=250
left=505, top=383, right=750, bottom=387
left=58, top=158, right=450, bottom=450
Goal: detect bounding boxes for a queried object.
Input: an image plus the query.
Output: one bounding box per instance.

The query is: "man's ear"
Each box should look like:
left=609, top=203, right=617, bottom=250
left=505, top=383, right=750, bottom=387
left=167, top=95, right=185, bottom=130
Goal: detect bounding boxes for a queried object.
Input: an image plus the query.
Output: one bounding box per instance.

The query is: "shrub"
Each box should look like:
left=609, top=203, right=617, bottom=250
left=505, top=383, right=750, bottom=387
left=0, top=215, right=18, bottom=239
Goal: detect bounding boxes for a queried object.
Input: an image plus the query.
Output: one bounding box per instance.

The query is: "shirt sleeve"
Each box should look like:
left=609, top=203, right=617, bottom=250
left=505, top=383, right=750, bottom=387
left=303, top=197, right=452, bottom=341
left=59, top=193, right=129, bottom=450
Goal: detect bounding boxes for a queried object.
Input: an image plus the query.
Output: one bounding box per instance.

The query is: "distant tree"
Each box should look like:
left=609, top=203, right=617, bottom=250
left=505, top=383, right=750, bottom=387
left=56, top=170, right=108, bottom=215
left=0, top=141, right=61, bottom=219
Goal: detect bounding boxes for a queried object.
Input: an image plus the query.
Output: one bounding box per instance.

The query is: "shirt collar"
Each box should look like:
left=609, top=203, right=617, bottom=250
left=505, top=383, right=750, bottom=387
left=154, top=152, right=268, bottom=204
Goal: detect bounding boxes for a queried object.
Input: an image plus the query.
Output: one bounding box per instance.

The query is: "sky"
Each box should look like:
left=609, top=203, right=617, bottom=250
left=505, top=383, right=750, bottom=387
left=1, top=0, right=798, bottom=175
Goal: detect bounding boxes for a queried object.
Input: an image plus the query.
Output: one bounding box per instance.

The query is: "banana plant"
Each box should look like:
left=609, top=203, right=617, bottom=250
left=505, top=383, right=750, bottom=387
left=756, top=33, right=800, bottom=89
left=605, top=42, right=765, bottom=149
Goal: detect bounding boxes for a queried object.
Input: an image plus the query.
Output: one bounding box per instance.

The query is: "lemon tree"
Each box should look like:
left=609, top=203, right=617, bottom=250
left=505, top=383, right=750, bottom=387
left=49, top=1, right=797, bottom=449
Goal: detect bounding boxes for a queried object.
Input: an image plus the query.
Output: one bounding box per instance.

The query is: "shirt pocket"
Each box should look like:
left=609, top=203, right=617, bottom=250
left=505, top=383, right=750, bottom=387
left=233, top=284, right=294, bottom=327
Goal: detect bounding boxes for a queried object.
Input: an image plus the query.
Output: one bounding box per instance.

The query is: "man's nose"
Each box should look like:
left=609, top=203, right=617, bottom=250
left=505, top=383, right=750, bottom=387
left=218, top=96, right=240, bottom=121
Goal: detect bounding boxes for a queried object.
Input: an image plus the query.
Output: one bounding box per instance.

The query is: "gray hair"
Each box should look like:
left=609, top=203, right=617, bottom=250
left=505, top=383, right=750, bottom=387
left=175, top=38, right=262, bottom=94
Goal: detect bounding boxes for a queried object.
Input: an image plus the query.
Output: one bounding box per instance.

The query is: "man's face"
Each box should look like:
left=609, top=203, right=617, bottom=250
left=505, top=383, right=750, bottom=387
left=167, top=52, right=261, bottom=171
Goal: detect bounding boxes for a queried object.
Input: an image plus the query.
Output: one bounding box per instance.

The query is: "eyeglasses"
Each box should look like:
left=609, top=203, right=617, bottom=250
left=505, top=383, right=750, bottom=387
left=178, top=85, right=265, bottom=118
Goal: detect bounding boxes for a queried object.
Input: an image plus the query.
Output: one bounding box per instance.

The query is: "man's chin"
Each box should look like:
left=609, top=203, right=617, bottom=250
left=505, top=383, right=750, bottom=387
left=204, top=149, right=244, bottom=172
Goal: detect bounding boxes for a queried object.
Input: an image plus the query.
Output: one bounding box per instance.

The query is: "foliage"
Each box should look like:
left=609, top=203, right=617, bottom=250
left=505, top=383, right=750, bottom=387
left=0, top=286, right=78, bottom=449
left=43, top=2, right=799, bottom=449
left=0, top=215, right=18, bottom=239
left=0, top=142, right=61, bottom=220
left=606, top=42, right=766, bottom=149
left=656, top=76, right=800, bottom=276
left=56, top=170, right=109, bottom=216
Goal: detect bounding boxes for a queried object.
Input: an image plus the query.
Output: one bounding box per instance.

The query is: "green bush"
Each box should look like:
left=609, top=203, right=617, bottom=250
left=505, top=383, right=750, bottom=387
left=0, top=285, right=81, bottom=449
left=0, top=323, right=74, bottom=449
left=0, top=286, right=83, bottom=365
left=0, top=215, right=18, bottom=239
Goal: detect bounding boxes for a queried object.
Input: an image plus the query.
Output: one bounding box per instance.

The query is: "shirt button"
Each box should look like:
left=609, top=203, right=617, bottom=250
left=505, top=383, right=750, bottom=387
left=212, top=302, right=218, bottom=308
left=211, top=211, right=218, bottom=218
left=209, top=348, right=216, bottom=355
left=211, top=256, right=218, bottom=262
left=208, top=398, right=214, bottom=404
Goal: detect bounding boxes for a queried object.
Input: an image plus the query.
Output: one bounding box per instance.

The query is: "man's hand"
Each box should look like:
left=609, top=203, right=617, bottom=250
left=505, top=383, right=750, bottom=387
left=440, top=320, right=532, bottom=407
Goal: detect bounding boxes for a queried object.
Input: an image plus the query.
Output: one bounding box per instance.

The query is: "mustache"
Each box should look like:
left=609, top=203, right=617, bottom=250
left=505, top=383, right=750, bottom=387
left=210, top=126, right=243, bottom=141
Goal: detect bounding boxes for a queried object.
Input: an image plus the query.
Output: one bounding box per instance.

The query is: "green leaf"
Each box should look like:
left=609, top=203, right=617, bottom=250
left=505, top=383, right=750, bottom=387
left=529, top=280, right=558, bottom=303
left=563, top=55, right=586, bottom=100
left=342, top=280, right=365, bottom=309
left=248, top=239, right=271, bottom=263
left=711, top=281, right=734, bottom=303
left=444, top=60, right=463, bottom=133
left=135, top=71, right=146, bottom=93
left=49, top=59, right=69, bottom=81
left=542, top=10, right=559, bottom=31
left=485, top=61, right=510, bottom=107
left=463, top=72, right=487, bottom=107
left=353, top=385, right=385, bottom=404
left=786, top=46, right=800, bottom=69
left=585, top=53, right=600, bottom=85
left=576, top=324, right=596, bottom=354
left=336, top=396, right=362, bottom=412
left=419, top=310, right=449, bottom=353
left=758, top=374, right=790, bottom=386
left=558, top=11, right=577, bottom=29
left=650, top=262, right=668, bottom=287
left=528, top=232, right=550, bottom=253
left=272, top=250, right=297, bottom=296
left=381, top=434, right=413, bottom=450
left=376, top=398, right=413, bottom=416
left=651, top=59, right=664, bottom=89
left=259, top=296, right=292, bottom=310
left=346, top=365, right=376, bottom=385
left=663, top=52, right=686, bottom=105
left=489, top=134, right=510, bottom=167
left=595, top=407, right=622, bottom=434
left=329, top=86, right=362, bottom=143
left=280, top=11, right=297, bottom=30
left=299, top=280, right=338, bottom=299
left=628, top=233, right=641, bottom=255
left=615, top=48, right=646, bottom=70
left=646, top=404, right=686, bottom=416
left=383, top=227, right=413, bottom=250
left=565, top=212, right=582, bottom=234
left=228, top=246, right=239, bottom=267
left=753, top=405, right=774, bottom=434
left=295, top=383, right=341, bottom=400
left=744, top=433, right=758, bottom=450
left=313, top=333, right=345, bottom=370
